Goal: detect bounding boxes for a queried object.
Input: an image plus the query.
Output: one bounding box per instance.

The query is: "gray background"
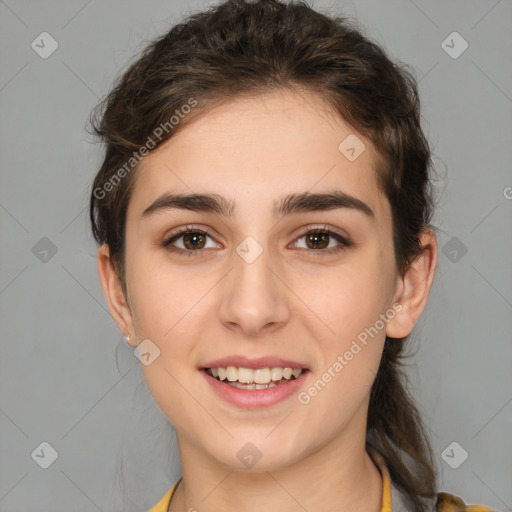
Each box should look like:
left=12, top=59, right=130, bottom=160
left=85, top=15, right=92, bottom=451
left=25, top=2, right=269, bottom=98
left=1, top=0, right=511, bottom=511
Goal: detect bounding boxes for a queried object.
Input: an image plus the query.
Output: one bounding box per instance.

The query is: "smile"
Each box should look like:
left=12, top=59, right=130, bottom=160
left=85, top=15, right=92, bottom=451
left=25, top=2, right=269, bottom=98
left=205, top=366, right=305, bottom=389
left=201, top=367, right=310, bottom=409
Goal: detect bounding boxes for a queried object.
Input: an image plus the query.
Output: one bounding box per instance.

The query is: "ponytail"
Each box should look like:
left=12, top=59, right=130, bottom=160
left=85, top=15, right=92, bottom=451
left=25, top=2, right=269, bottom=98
left=367, top=337, right=437, bottom=512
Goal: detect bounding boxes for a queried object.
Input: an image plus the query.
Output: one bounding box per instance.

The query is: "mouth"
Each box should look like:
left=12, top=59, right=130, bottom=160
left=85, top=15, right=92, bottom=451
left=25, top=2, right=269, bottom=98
left=203, top=366, right=309, bottom=390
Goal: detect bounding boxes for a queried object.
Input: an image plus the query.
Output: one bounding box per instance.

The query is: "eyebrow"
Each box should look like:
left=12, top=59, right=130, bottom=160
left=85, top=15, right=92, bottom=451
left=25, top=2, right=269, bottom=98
left=141, top=190, right=375, bottom=220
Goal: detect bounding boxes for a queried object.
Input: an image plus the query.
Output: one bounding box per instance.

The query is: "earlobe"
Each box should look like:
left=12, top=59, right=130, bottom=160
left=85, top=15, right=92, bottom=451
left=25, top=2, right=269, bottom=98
left=97, top=244, right=136, bottom=346
left=385, top=229, right=438, bottom=339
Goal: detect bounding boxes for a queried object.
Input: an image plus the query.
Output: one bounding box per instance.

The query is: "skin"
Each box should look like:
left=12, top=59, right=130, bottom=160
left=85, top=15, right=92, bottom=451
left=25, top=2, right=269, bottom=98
left=97, top=88, right=437, bottom=512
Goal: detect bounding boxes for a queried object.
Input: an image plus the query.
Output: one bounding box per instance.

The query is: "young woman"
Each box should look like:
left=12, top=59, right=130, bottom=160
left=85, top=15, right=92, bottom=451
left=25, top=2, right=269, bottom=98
left=88, top=1, right=496, bottom=511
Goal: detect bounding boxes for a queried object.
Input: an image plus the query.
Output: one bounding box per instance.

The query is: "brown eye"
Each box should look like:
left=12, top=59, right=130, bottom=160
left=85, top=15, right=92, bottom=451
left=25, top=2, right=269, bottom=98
left=181, top=232, right=207, bottom=250
left=304, top=232, right=330, bottom=250
left=293, top=227, right=352, bottom=254
left=163, top=227, right=219, bottom=256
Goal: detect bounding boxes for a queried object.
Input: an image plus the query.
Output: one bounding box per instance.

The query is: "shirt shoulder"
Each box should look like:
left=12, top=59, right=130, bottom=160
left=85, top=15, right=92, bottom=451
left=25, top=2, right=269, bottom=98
left=147, top=477, right=182, bottom=512
left=435, top=491, right=498, bottom=512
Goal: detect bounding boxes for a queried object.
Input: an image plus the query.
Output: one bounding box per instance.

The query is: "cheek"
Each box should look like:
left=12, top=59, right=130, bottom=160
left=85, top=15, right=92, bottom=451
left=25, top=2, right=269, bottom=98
left=127, top=252, right=201, bottom=337
left=294, top=257, right=392, bottom=347
left=298, top=342, right=382, bottom=442
left=297, top=281, right=386, bottom=423
left=291, top=253, right=391, bottom=410
left=132, top=271, right=202, bottom=426
left=127, top=255, right=216, bottom=394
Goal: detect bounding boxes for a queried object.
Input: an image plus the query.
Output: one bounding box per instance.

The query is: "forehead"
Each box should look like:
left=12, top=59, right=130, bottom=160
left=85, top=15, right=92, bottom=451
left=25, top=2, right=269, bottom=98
left=128, top=89, right=389, bottom=226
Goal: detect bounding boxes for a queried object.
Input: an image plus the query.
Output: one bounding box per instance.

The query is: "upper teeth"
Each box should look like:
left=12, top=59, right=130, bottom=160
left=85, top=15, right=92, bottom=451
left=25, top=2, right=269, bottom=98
left=207, top=366, right=304, bottom=384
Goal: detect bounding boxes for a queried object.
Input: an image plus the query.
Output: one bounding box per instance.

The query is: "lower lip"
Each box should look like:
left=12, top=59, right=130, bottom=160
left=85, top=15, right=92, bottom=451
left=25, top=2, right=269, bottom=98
left=201, top=369, right=309, bottom=409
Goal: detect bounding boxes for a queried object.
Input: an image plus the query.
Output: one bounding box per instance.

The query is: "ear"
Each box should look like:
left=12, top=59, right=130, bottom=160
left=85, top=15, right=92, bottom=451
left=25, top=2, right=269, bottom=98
left=385, top=228, right=437, bottom=339
left=97, top=243, right=136, bottom=347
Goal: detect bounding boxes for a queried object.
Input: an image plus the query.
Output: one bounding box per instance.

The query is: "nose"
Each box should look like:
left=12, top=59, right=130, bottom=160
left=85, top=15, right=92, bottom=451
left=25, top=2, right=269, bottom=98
left=217, top=241, right=290, bottom=337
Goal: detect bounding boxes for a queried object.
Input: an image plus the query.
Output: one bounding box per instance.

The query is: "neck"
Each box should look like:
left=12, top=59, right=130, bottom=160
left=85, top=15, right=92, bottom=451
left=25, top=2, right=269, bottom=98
left=169, top=420, right=383, bottom=512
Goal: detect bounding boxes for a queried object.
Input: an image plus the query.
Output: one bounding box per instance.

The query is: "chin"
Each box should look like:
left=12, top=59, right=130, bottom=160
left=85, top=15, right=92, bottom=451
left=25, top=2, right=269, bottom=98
left=204, top=437, right=309, bottom=473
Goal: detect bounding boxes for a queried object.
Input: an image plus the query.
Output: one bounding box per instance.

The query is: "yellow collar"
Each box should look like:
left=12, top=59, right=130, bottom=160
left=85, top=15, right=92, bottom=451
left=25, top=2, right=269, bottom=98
left=367, top=446, right=393, bottom=512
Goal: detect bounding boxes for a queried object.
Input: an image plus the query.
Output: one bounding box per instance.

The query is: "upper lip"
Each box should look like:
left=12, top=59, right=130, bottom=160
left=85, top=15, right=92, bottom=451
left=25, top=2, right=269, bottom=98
left=201, top=355, right=309, bottom=370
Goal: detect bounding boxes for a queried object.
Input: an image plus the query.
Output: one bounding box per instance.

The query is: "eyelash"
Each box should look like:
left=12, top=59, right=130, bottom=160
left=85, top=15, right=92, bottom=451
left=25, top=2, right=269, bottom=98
left=162, top=224, right=353, bottom=257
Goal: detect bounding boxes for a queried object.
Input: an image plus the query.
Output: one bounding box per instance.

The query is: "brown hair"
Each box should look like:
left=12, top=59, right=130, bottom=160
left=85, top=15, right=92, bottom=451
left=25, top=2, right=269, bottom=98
left=88, top=0, right=438, bottom=509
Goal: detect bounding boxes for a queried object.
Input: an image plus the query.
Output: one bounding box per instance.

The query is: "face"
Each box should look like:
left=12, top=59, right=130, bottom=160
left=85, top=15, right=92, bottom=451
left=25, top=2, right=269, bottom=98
left=102, top=88, right=416, bottom=471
